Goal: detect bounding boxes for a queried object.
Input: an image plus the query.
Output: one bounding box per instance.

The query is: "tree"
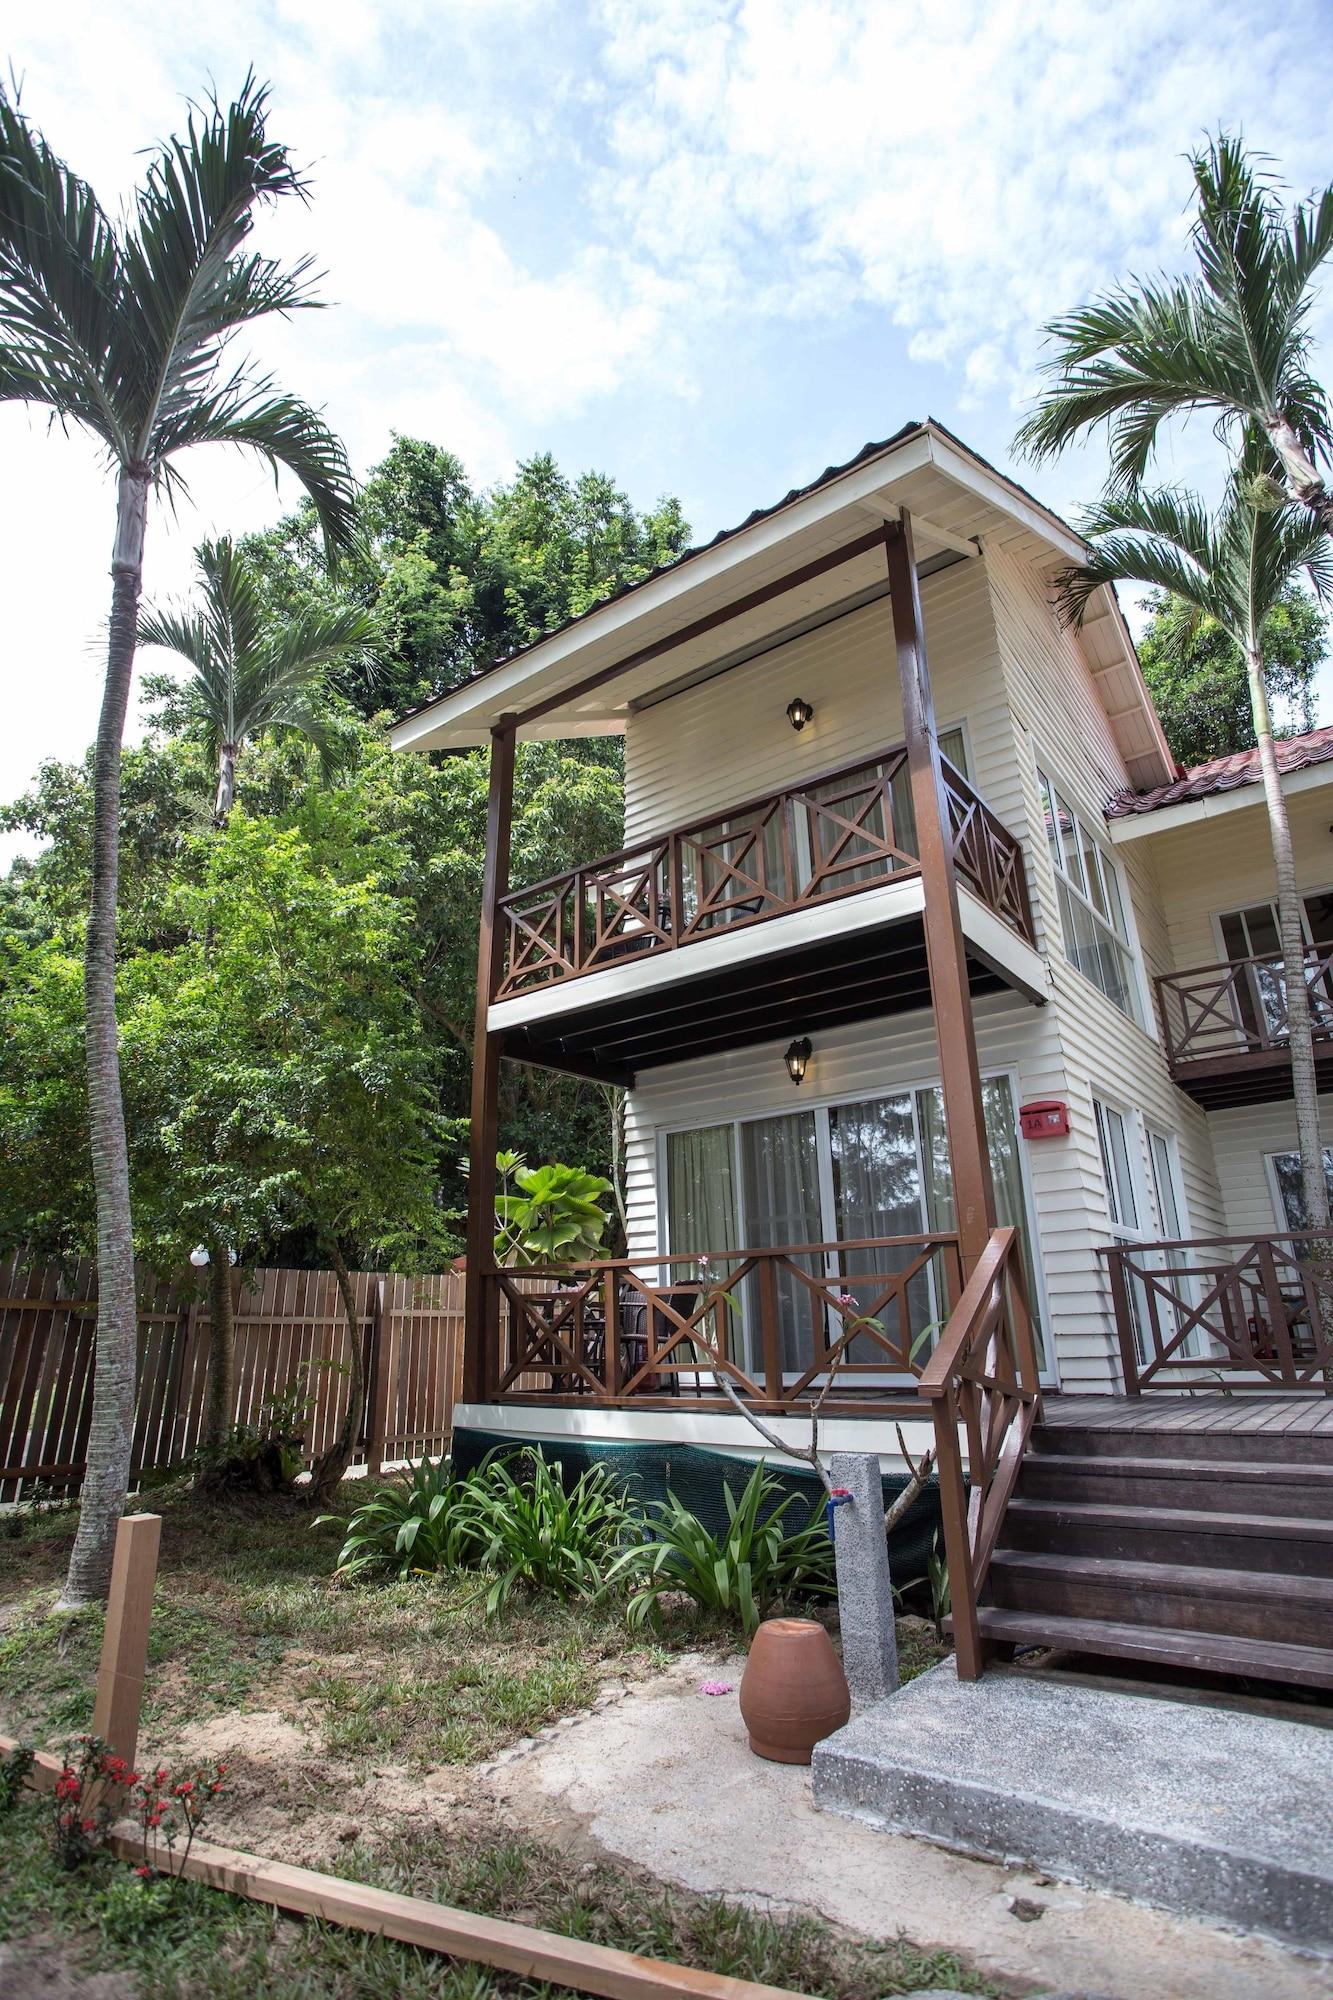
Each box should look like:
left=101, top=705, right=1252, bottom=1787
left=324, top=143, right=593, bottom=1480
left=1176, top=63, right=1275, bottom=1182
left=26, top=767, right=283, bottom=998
left=1056, top=464, right=1333, bottom=1236
left=1137, top=583, right=1326, bottom=767
left=1017, top=135, right=1333, bottom=538
left=0, top=75, right=357, bottom=1604
left=139, top=537, right=376, bottom=823
left=242, top=437, right=691, bottom=717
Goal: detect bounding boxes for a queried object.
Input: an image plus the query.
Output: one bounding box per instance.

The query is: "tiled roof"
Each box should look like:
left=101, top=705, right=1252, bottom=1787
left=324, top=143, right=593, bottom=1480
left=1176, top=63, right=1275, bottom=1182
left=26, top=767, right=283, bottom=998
left=1105, top=725, right=1333, bottom=818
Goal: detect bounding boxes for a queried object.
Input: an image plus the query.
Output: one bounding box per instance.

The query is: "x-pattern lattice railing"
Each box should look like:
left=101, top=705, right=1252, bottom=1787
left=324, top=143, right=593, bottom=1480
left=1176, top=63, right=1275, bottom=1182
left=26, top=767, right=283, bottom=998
left=918, top=1227, right=1042, bottom=1679
left=1102, top=1234, right=1333, bottom=1392
left=485, top=1233, right=964, bottom=1410
left=493, top=746, right=1034, bottom=998
left=1155, top=947, right=1333, bottom=1070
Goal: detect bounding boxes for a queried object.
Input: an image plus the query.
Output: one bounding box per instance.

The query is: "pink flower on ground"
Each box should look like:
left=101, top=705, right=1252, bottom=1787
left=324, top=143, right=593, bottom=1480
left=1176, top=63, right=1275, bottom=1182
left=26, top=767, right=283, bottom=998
left=698, top=1680, right=733, bottom=1697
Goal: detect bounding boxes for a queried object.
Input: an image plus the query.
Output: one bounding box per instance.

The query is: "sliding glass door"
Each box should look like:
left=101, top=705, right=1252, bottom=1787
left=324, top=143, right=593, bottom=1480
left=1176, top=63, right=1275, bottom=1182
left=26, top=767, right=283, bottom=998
left=661, top=1070, right=1044, bottom=1381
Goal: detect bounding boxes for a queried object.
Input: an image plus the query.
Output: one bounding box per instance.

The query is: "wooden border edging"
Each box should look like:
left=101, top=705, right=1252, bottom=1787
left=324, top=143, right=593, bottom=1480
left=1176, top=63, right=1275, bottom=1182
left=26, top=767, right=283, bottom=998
left=91, top=1513, right=161, bottom=1767
left=2, top=1743, right=808, bottom=2000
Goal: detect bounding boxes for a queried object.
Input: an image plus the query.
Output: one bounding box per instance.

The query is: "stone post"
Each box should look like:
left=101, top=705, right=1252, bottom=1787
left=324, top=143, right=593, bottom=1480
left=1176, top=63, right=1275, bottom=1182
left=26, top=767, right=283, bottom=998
left=829, top=1451, right=899, bottom=1703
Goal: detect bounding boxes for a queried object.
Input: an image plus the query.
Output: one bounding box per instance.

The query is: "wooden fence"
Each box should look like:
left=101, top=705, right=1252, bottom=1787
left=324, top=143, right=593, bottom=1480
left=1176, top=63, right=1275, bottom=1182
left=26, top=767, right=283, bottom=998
left=0, top=1253, right=465, bottom=1502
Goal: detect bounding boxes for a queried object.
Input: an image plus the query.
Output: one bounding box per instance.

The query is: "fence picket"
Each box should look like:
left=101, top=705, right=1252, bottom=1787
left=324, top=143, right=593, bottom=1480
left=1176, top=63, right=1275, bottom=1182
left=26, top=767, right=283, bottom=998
left=0, top=1258, right=465, bottom=1499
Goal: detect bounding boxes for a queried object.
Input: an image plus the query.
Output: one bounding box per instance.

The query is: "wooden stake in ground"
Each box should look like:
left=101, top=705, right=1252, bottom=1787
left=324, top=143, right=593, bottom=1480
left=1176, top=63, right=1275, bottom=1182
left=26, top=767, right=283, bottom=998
left=90, top=1512, right=161, bottom=1768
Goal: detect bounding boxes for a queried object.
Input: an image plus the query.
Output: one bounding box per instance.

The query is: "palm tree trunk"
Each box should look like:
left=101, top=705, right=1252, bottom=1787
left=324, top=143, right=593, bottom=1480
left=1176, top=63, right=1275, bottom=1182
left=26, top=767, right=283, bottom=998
left=61, top=466, right=151, bottom=1608
left=1249, top=647, right=1332, bottom=1236
left=203, top=1246, right=236, bottom=1451
left=1264, top=416, right=1333, bottom=539
left=213, top=744, right=237, bottom=826
left=307, top=1242, right=366, bottom=1504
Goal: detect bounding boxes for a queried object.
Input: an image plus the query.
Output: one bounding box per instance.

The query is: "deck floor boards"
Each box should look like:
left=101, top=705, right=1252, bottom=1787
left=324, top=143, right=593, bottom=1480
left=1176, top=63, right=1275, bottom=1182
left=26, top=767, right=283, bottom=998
left=1042, top=1394, right=1333, bottom=1437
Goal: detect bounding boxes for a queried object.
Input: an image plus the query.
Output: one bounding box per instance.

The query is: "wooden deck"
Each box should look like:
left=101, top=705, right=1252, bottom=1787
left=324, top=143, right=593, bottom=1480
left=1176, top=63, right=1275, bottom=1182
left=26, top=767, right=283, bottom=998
left=1042, top=1394, right=1333, bottom=1437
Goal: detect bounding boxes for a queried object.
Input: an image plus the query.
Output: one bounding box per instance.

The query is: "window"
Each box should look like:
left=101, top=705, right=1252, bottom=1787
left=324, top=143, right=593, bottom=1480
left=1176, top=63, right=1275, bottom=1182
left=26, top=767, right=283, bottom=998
left=1039, top=768, right=1141, bottom=1022
left=1217, top=896, right=1333, bottom=1042
left=1267, top=1146, right=1333, bottom=1231
left=1094, top=1099, right=1141, bottom=1236
left=662, top=1072, right=1045, bottom=1377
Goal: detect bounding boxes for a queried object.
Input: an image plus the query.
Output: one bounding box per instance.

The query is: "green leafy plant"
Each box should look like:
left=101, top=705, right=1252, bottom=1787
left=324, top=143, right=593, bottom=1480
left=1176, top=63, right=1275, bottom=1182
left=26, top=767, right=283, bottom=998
left=317, top=1454, right=469, bottom=1580
left=494, top=1156, right=612, bottom=1267
left=611, top=1462, right=835, bottom=1638
left=926, top=1532, right=951, bottom=1641
left=194, top=1363, right=331, bottom=1494
left=0, top=1743, right=35, bottom=1811
left=450, top=1450, right=633, bottom=1614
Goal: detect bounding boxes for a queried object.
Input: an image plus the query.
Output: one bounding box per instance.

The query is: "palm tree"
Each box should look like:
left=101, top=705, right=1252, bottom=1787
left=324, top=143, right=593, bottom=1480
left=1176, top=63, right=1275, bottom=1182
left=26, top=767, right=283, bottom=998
left=140, top=537, right=373, bottom=1446
left=0, top=77, right=357, bottom=1604
left=1017, top=135, right=1333, bottom=537
left=140, top=536, right=375, bottom=825
left=1056, top=463, right=1333, bottom=1235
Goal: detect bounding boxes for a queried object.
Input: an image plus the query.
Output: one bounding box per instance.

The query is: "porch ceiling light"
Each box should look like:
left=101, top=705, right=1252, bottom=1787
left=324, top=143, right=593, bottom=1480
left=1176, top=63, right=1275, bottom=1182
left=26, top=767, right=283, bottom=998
left=786, top=696, right=814, bottom=731
left=784, top=1036, right=812, bottom=1085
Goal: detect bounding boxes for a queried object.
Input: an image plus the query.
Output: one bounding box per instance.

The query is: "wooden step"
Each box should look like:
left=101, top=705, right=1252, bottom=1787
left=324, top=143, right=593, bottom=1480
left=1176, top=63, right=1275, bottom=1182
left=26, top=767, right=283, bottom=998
left=1018, top=1452, right=1333, bottom=1517
left=973, top=1606, right=1333, bottom=1691
left=1031, top=1421, right=1333, bottom=1466
left=1003, top=1498, right=1333, bottom=1576
left=988, top=1549, right=1333, bottom=1646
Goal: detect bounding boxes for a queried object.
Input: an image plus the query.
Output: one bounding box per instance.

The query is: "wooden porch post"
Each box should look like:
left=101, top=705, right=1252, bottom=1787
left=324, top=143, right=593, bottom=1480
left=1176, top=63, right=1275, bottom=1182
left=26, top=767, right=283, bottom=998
left=463, top=717, right=518, bottom=1406
left=886, top=516, right=996, bottom=1269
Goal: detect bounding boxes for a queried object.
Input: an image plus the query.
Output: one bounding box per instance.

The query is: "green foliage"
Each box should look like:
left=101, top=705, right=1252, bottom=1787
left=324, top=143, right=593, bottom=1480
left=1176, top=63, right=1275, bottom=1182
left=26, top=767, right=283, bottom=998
left=194, top=1365, right=327, bottom=1493
left=1137, top=583, right=1326, bottom=765
left=319, top=1455, right=468, bottom=1580
left=450, top=1451, right=635, bottom=1615
left=0, top=1744, right=34, bottom=1811
left=611, top=1463, right=836, bottom=1638
left=494, top=1155, right=613, bottom=1266
left=242, top=437, right=691, bottom=718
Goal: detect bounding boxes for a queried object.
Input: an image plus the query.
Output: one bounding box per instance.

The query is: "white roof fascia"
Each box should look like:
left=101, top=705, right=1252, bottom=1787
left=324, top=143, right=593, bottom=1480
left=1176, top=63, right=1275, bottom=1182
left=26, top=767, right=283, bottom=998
left=1107, top=758, right=1333, bottom=842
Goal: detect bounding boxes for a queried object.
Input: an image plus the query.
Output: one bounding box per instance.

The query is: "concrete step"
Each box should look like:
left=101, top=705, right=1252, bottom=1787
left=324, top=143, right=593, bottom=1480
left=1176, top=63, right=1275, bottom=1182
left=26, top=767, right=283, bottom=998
left=974, top=1605, right=1333, bottom=1691
left=988, top=1548, right=1333, bottom=1646
left=1003, top=1496, right=1333, bottom=1575
left=811, top=1663, right=1333, bottom=1951
left=1018, top=1451, right=1333, bottom=1517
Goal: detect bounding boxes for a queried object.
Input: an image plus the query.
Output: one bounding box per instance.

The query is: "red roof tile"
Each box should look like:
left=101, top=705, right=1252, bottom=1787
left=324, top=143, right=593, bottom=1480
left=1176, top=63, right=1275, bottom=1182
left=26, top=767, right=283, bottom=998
left=1105, top=725, right=1333, bottom=818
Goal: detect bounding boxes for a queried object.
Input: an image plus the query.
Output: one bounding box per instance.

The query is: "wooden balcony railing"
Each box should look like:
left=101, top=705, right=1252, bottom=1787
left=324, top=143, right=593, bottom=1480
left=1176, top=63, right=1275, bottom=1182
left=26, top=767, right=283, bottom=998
left=1102, top=1234, right=1333, bottom=1394
left=494, top=748, right=1035, bottom=1000
left=918, top=1227, right=1042, bottom=1680
left=1155, top=946, right=1333, bottom=1073
left=482, top=1233, right=964, bottom=1411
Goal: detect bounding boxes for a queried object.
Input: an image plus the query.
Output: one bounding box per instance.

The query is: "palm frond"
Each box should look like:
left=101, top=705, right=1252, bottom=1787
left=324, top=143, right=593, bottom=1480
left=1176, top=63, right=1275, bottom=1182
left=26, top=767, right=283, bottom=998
left=0, top=88, right=130, bottom=454
left=155, top=374, right=357, bottom=560
left=1055, top=485, right=1237, bottom=638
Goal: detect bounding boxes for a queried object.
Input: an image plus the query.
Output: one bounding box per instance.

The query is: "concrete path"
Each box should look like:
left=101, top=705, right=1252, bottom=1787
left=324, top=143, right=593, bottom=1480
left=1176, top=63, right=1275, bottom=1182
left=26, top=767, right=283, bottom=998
left=483, top=1653, right=1332, bottom=2000
left=814, top=1663, right=1333, bottom=1955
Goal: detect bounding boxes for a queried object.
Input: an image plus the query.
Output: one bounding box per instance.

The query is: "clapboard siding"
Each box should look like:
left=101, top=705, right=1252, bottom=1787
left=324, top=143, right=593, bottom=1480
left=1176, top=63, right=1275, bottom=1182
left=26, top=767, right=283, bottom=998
left=1130, top=783, right=1333, bottom=974
left=1205, top=1095, right=1333, bottom=1235
left=980, top=540, right=1226, bottom=1385
left=622, top=558, right=1010, bottom=845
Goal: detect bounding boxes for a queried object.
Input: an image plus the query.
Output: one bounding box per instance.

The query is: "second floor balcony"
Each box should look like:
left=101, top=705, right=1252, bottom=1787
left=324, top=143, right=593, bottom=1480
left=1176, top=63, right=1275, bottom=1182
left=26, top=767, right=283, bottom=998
left=1156, top=946, right=1333, bottom=1108
left=487, top=744, right=1044, bottom=1083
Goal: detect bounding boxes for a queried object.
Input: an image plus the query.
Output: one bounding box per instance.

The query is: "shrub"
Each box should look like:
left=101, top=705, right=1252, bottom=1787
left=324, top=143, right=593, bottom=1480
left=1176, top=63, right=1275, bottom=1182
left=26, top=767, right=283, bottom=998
left=611, top=1462, right=835, bottom=1637
left=318, top=1455, right=468, bottom=1579
left=450, top=1450, right=633, bottom=1614
left=194, top=1364, right=330, bottom=1495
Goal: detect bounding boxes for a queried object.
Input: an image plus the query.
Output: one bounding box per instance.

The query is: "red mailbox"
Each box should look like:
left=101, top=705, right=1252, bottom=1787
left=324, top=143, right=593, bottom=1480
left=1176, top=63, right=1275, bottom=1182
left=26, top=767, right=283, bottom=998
left=1019, top=1098, right=1069, bottom=1140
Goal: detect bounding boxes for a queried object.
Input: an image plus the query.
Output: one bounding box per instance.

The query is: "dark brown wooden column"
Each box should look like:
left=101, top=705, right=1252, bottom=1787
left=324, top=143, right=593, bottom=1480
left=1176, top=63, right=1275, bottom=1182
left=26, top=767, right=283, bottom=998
left=886, top=516, right=996, bottom=1268
left=462, top=716, right=517, bottom=1404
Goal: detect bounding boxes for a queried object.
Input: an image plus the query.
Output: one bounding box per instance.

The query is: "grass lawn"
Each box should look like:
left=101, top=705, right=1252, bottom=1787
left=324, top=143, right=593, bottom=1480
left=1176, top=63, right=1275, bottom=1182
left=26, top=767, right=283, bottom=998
left=0, top=1479, right=970, bottom=2000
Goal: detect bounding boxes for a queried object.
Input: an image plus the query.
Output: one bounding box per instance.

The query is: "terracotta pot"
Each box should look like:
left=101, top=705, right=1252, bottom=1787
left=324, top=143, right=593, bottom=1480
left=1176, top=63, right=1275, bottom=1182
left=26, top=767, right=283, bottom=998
left=739, top=1616, right=850, bottom=1765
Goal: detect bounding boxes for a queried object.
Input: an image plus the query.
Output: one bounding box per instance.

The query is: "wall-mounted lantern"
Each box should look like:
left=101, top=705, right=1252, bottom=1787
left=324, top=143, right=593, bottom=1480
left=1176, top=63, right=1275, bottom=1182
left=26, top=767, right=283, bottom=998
left=784, top=1036, right=812, bottom=1085
left=786, top=697, right=814, bottom=732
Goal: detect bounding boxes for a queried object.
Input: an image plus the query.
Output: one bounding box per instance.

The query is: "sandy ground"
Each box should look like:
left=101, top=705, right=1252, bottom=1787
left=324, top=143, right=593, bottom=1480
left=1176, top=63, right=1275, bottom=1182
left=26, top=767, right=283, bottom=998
left=474, top=1652, right=1332, bottom=2000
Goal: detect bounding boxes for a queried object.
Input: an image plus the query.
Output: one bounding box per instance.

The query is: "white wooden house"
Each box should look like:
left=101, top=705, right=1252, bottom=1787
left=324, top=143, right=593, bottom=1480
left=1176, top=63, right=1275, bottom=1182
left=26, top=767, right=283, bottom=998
left=391, top=420, right=1333, bottom=1687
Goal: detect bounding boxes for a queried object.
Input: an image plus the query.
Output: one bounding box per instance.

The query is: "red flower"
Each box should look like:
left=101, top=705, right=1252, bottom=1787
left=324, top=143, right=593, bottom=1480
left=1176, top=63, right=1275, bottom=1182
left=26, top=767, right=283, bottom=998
left=174, top=1780, right=194, bottom=1796
left=136, top=1865, right=151, bottom=1878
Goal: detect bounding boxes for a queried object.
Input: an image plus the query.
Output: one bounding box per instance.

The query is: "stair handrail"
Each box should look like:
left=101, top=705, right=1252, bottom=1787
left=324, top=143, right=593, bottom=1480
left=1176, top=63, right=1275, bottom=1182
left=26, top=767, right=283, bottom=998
left=918, top=1226, right=1043, bottom=1679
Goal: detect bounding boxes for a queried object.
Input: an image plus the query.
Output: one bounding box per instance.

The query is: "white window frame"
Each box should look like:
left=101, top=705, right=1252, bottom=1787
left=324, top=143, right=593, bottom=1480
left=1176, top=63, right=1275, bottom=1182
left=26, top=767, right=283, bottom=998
left=1264, top=1144, right=1333, bottom=1232
left=1037, top=757, right=1151, bottom=1030
left=655, top=1062, right=1054, bottom=1384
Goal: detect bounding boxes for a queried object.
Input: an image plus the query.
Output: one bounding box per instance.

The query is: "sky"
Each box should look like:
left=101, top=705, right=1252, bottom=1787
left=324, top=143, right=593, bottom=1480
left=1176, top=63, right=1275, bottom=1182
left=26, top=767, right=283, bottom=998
left=3, top=0, right=1333, bottom=864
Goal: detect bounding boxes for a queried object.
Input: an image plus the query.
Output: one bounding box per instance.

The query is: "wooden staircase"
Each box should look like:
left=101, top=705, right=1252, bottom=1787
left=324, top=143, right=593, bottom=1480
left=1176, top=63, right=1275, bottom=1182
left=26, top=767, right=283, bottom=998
left=974, top=1414, right=1333, bottom=1691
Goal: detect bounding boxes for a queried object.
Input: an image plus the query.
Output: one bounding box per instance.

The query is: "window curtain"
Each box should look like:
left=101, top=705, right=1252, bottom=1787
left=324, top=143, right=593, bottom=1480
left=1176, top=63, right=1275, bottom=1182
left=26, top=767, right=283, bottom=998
left=665, top=1124, right=741, bottom=1375
left=918, top=1076, right=1046, bottom=1365
left=739, top=1112, right=822, bottom=1370
left=828, top=1093, right=931, bottom=1360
